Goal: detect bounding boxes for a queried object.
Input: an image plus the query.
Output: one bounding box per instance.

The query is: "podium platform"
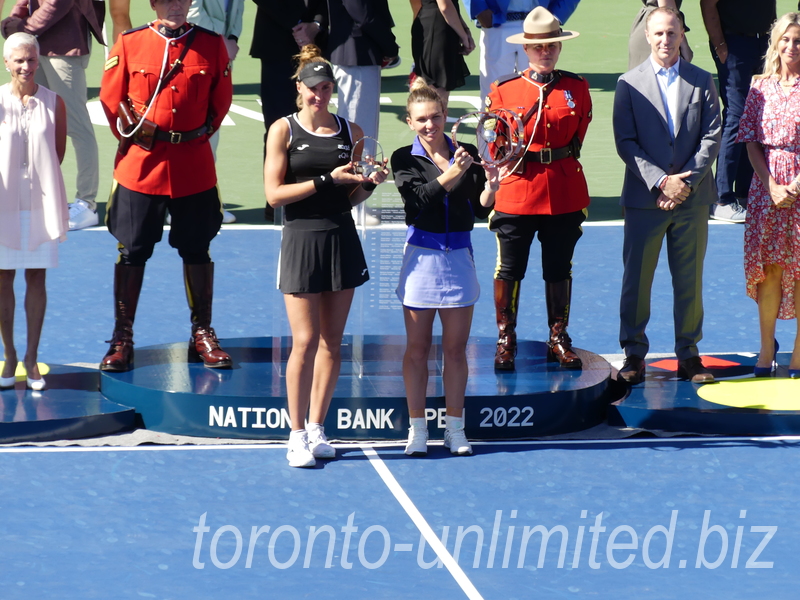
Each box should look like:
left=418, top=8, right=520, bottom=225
left=0, top=365, right=135, bottom=443
left=99, top=335, right=613, bottom=440
left=610, top=353, right=800, bottom=435
left=5, top=347, right=800, bottom=444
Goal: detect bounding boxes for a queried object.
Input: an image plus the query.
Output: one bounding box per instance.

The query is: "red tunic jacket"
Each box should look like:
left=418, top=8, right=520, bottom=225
left=100, top=23, right=232, bottom=198
left=487, top=68, right=592, bottom=215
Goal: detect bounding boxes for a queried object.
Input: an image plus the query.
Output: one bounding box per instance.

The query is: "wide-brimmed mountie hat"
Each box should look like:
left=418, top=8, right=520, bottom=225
left=505, top=6, right=580, bottom=45
left=297, top=61, right=335, bottom=87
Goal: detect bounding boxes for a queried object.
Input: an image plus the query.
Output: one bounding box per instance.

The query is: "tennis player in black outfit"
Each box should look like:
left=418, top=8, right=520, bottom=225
left=264, top=45, right=388, bottom=468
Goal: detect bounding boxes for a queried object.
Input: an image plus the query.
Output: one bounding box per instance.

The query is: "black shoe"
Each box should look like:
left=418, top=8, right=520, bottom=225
left=677, top=356, right=714, bottom=384
left=618, top=355, right=646, bottom=385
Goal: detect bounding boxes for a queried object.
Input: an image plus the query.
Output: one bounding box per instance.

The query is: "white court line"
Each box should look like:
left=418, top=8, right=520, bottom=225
left=2, top=435, right=798, bottom=455
left=466, top=436, right=800, bottom=445
left=360, top=445, right=485, bottom=600
left=329, top=96, right=392, bottom=108
left=228, top=103, right=265, bottom=122
left=71, top=221, right=629, bottom=232
left=0, top=444, right=283, bottom=453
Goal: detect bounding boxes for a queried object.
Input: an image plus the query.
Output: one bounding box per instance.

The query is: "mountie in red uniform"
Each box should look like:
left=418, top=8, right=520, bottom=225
left=100, top=22, right=232, bottom=198
left=98, top=21, right=234, bottom=374
left=486, top=67, right=593, bottom=372
left=487, top=67, right=592, bottom=215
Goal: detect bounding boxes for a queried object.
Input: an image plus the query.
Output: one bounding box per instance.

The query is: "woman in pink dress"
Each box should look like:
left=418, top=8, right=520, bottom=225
left=0, top=33, right=68, bottom=391
left=738, top=12, right=800, bottom=378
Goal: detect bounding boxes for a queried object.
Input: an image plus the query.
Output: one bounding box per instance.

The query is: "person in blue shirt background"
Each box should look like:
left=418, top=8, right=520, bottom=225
left=468, top=0, right=581, bottom=103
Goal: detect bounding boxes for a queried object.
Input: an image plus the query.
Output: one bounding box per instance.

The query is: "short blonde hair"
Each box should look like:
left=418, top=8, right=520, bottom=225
left=645, top=7, right=684, bottom=32
left=3, top=32, right=39, bottom=61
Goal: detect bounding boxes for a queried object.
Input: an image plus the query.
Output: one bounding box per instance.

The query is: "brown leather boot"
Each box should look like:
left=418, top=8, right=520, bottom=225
left=100, top=264, right=145, bottom=372
left=185, top=263, right=232, bottom=368
left=494, top=279, right=520, bottom=371
left=545, top=279, right=582, bottom=369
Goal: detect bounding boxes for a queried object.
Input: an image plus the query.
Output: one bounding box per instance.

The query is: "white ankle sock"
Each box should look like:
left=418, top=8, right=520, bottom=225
left=409, top=417, right=426, bottom=429
left=445, top=415, right=463, bottom=430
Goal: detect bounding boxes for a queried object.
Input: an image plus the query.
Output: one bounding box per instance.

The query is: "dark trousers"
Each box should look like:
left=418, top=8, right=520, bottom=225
left=489, top=210, right=585, bottom=282
left=106, top=183, right=223, bottom=266
left=710, top=33, right=769, bottom=205
left=260, top=58, right=299, bottom=150
left=619, top=204, right=708, bottom=360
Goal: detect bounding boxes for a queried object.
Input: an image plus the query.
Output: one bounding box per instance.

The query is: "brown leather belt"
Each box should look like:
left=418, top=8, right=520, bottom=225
left=153, top=125, right=208, bottom=144
left=524, top=144, right=576, bottom=165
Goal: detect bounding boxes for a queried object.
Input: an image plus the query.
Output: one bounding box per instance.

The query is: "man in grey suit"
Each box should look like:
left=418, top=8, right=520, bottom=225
left=613, top=7, right=721, bottom=385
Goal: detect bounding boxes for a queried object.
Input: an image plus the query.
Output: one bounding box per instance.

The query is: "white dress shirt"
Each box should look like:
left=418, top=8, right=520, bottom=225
left=651, top=55, right=681, bottom=139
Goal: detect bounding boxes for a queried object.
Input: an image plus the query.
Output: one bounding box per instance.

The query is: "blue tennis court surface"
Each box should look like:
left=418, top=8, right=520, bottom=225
left=24, top=223, right=798, bottom=367
left=2, top=200, right=799, bottom=600
left=1, top=439, right=796, bottom=599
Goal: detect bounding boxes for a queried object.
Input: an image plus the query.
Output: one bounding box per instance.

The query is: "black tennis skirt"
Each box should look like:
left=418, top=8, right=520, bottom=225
left=279, top=212, right=370, bottom=294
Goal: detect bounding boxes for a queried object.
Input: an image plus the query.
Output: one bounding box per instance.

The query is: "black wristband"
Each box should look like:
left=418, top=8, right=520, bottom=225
left=361, top=182, right=377, bottom=191
left=313, top=173, right=335, bottom=192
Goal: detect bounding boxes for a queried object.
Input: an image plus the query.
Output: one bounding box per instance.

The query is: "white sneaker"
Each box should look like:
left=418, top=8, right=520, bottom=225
left=444, top=427, right=472, bottom=455
left=68, top=199, right=99, bottom=230
left=710, top=202, right=746, bottom=223
left=286, top=430, right=316, bottom=467
left=308, top=424, right=336, bottom=459
left=404, top=425, right=428, bottom=456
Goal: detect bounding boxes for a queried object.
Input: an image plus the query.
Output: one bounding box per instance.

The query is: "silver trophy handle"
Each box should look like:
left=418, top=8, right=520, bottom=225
left=451, top=109, right=525, bottom=168
left=351, top=136, right=385, bottom=178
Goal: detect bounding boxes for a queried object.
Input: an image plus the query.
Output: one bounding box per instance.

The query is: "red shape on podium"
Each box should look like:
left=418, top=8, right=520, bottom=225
left=648, top=356, right=742, bottom=371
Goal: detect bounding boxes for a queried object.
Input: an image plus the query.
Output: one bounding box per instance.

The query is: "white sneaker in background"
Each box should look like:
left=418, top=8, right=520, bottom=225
left=710, top=202, right=746, bottom=223
left=308, top=423, right=336, bottom=458
left=286, top=430, right=316, bottom=468
left=68, top=199, right=99, bottom=230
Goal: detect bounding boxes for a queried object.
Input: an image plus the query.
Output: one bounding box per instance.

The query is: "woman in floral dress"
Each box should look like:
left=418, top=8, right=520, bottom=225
left=738, top=12, right=800, bottom=378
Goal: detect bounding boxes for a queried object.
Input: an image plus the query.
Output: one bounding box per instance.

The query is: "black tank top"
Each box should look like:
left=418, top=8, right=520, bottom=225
left=283, top=113, right=353, bottom=221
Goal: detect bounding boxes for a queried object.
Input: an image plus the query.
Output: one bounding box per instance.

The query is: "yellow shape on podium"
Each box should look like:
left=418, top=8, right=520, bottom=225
left=698, top=378, right=800, bottom=411
left=0, top=362, right=51, bottom=379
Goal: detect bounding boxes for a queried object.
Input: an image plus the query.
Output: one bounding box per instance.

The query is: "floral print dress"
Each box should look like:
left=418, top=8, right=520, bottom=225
left=738, top=76, right=800, bottom=319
